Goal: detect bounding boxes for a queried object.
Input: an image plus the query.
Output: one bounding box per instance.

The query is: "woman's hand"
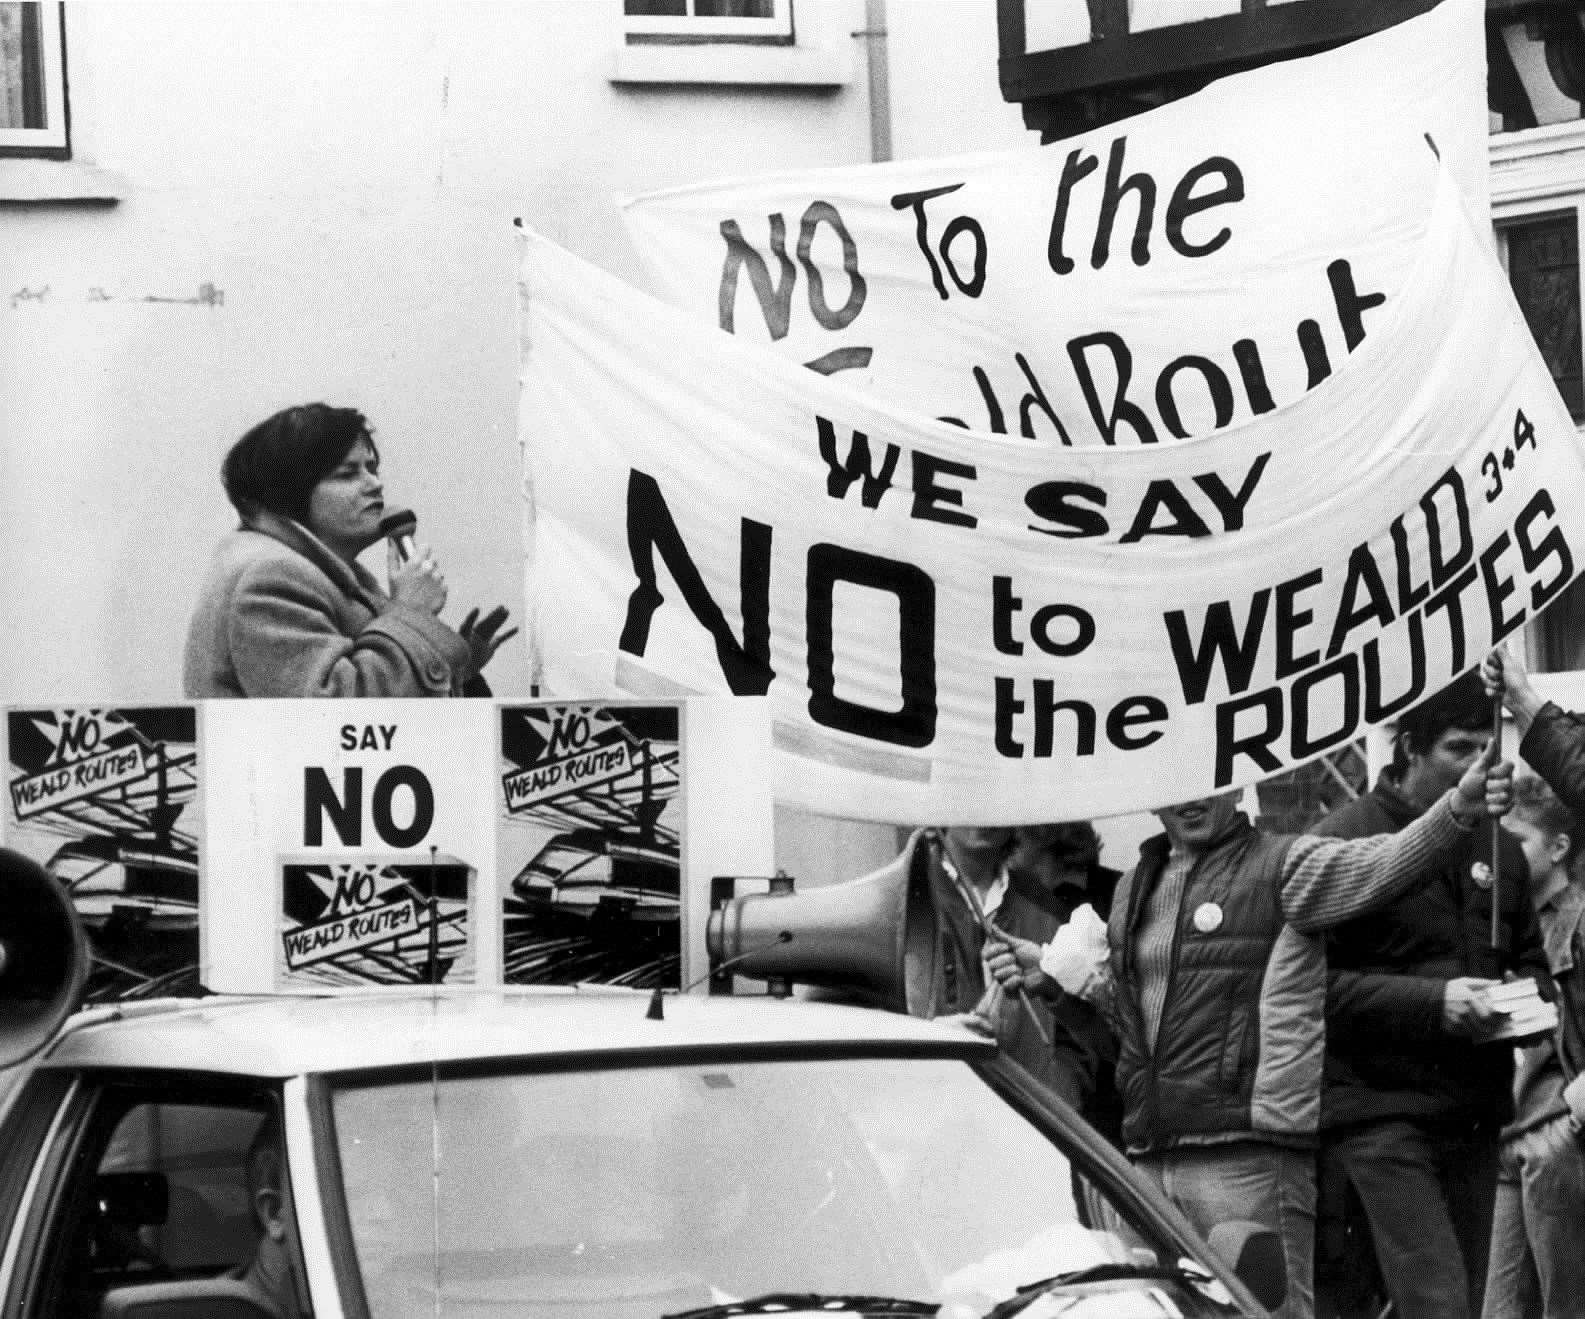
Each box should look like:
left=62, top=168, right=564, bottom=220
left=459, top=605, right=519, bottom=674
left=388, top=540, right=448, bottom=616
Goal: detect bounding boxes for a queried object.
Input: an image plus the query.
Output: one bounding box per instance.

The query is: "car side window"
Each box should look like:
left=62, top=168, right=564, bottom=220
left=24, top=1085, right=292, bottom=1319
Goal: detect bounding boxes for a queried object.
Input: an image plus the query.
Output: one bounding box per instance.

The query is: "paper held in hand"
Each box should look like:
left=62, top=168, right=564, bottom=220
left=1483, top=978, right=1558, bottom=1042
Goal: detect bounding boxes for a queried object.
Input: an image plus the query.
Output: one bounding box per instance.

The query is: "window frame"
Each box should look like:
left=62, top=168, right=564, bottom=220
left=6, top=1072, right=289, bottom=1319
left=312, top=1047, right=1252, bottom=1319
left=0, top=1072, right=78, bottom=1313
left=0, top=1, right=69, bottom=158
left=623, top=0, right=793, bottom=42
left=1496, top=205, right=1584, bottom=423
left=1490, top=121, right=1585, bottom=674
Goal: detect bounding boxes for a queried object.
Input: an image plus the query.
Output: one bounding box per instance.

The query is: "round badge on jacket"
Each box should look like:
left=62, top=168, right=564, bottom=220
left=1470, top=861, right=1494, bottom=891
left=1193, top=901, right=1224, bottom=933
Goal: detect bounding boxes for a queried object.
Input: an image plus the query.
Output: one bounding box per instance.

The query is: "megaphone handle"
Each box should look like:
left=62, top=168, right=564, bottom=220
left=969, top=976, right=1051, bottom=1048
left=932, top=839, right=1051, bottom=1046
left=1016, top=982, right=1051, bottom=1046
left=979, top=916, right=1052, bottom=1048
left=969, top=978, right=1003, bottom=1033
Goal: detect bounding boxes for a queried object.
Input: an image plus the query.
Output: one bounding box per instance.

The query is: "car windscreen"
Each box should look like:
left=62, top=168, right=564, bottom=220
left=328, top=1055, right=1183, bottom=1318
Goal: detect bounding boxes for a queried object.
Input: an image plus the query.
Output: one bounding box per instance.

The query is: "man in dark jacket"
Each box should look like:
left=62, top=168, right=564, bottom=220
left=1002, top=822, right=1125, bottom=1143
left=1313, top=673, right=1548, bottom=1319
left=1485, top=640, right=1585, bottom=821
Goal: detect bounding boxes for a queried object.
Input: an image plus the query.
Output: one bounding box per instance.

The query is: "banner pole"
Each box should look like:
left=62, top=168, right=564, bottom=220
left=1491, top=699, right=1503, bottom=952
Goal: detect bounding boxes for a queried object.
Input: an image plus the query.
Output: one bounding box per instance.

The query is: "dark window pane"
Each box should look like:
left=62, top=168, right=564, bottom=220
left=1506, top=212, right=1585, bottom=674
left=1507, top=213, right=1584, bottom=422
left=1532, top=577, right=1585, bottom=672
left=696, top=0, right=776, bottom=16
left=97, top=1103, right=267, bottom=1272
left=625, top=0, right=688, bottom=15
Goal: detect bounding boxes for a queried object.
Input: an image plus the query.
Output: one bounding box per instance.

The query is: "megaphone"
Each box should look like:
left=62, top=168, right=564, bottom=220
left=0, top=848, right=89, bottom=1068
left=706, top=844, right=946, bottom=1016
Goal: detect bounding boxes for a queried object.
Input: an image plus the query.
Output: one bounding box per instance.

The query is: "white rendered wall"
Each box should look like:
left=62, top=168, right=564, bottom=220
left=0, top=0, right=881, bottom=704
left=0, top=1, right=1083, bottom=888
left=3, top=0, right=1037, bottom=888
left=885, top=0, right=1029, bottom=160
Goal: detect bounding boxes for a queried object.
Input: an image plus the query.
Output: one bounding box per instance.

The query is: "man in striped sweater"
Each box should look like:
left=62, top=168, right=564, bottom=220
left=987, top=738, right=1514, bottom=1319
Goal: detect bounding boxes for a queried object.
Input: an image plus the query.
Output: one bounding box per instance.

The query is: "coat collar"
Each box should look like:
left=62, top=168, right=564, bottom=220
left=1124, top=813, right=1256, bottom=946
left=242, top=508, right=384, bottom=611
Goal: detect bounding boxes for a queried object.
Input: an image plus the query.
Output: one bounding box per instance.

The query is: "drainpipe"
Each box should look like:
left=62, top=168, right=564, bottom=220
left=858, top=0, right=892, bottom=162
left=855, top=0, right=898, bottom=861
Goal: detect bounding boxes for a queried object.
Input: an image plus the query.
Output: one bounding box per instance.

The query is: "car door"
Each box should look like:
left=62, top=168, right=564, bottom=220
left=0, top=1070, right=308, bottom=1319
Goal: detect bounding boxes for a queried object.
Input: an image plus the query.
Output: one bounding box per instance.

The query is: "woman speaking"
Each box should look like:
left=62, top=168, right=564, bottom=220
left=183, top=403, right=514, bottom=697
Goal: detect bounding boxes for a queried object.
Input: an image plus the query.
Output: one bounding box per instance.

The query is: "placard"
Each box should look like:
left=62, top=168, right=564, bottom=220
left=497, top=703, right=684, bottom=989
left=3, top=706, right=202, bottom=1001
left=201, top=700, right=495, bottom=993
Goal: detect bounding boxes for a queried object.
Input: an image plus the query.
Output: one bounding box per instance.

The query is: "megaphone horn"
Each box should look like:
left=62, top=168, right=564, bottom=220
left=0, top=848, right=89, bottom=1069
left=707, top=849, right=944, bottom=1017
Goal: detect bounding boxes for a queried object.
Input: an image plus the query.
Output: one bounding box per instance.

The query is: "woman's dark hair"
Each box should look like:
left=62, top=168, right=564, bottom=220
left=1016, top=821, right=1102, bottom=869
left=221, top=403, right=376, bottom=523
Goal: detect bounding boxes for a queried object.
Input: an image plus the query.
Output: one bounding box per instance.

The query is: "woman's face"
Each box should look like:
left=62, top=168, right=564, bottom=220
left=306, top=436, right=384, bottom=559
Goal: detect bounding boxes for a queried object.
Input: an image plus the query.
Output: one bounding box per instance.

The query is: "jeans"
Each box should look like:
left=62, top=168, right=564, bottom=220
left=1322, top=1117, right=1498, bottom=1319
left=1132, top=1142, right=1316, bottom=1319
left=1482, top=1113, right=1585, bottom=1319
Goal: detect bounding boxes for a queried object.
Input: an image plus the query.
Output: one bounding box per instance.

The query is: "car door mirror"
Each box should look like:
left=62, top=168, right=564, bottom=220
left=94, top=1172, right=169, bottom=1226
left=1207, top=1219, right=1286, bottom=1313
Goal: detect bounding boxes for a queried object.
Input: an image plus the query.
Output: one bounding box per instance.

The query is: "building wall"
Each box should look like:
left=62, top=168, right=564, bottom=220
left=1, top=0, right=883, bottom=706
left=0, top=0, right=1033, bottom=888
left=886, top=0, right=1028, bottom=158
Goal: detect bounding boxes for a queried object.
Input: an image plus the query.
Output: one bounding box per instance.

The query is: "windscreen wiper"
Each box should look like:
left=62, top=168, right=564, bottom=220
left=663, top=1293, right=939, bottom=1318
left=985, top=1262, right=1216, bottom=1317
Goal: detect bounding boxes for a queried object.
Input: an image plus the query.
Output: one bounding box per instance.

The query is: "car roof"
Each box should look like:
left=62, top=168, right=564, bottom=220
left=37, top=988, right=996, bottom=1080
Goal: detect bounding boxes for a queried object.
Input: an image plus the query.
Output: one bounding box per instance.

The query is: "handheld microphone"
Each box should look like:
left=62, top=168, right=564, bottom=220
left=380, top=506, right=418, bottom=562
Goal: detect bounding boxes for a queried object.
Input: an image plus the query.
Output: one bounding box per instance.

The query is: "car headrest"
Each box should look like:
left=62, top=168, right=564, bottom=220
left=98, top=1277, right=277, bottom=1319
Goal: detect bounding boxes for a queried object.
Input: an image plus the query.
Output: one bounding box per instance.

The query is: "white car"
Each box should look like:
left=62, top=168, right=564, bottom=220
left=0, top=985, right=1278, bottom=1319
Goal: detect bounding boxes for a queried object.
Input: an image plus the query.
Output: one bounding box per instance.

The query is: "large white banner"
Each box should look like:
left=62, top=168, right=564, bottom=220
left=623, top=0, right=1487, bottom=445
left=521, top=172, right=1585, bottom=824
